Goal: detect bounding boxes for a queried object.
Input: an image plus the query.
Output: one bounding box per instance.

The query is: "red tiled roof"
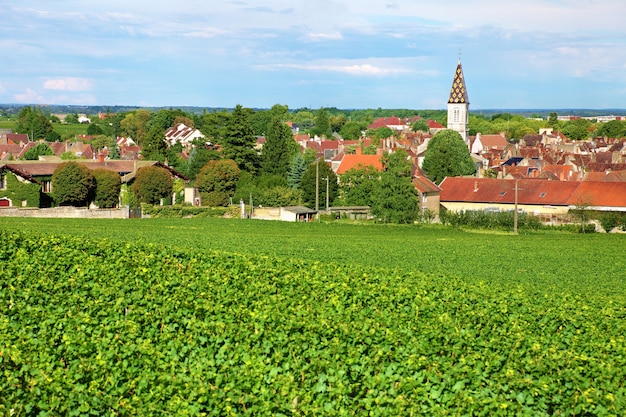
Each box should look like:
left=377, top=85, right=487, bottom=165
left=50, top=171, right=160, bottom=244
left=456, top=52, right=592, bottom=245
left=335, top=149, right=383, bottom=175
left=440, top=177, right=581, bottom=206
left=367, top=117, right=405, bottom=130
left=6, top=133, right=29, bottom=145
left=584, top=170, right=626, bottom=182
left=413, top=175, right=441, bottom=193
left=478, top=134, right=508, bottom=150
left=568, top=182, right=626, bottom=208
left=427, top=120, right=445, bottom=129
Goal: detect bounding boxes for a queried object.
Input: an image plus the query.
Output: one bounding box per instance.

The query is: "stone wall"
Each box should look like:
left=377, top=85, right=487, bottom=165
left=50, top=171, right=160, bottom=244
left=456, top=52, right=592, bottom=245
left=0, top=206, right=130, bottom=219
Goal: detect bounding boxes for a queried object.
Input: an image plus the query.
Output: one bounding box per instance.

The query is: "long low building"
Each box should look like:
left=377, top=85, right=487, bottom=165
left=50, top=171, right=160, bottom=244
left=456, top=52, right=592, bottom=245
left=439, top=177, right=626, bottom=215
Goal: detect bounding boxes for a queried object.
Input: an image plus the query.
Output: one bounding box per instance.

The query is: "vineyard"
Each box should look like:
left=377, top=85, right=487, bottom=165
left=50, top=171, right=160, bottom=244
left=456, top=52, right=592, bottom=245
left=1, top=219, right=625, bottom=415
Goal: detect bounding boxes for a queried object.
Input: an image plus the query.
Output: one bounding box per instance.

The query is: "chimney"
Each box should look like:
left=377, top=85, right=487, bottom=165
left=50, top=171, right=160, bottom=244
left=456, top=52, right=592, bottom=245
left=355, top=147, right=362, bottom=155
left=97, top=152, right=105, bottom=163
left=474, top=181, right=479, bottom=192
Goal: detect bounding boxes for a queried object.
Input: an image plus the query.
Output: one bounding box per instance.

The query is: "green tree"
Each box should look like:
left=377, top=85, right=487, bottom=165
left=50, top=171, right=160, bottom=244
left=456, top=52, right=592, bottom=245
left=120, top=109, right=151, bottom=144
left=196, top=159, right=240, bottom=206
left=597, top=120, right=626, bottom=139
left=186, top=143, right=220, bottom=180
left=372, top=150, right=419, bottom=223
left=15, top=106, right=53, bottom=140
left=221, top=105, right=258, bottom=173
left=64, top=113, right=79, bottom=124
left=142, top=126, right=167, bottom=161
left=312, top=108, right=332, bottom=138
left=51, top=162, right=96, bottom=207
left=46, top=130, right=61, bottom=142
left=261, top=117, right=297, bottom=176
left=547, top=112, right=560, bottom=129
left=300, top=160, right=338, bottom=209
left=339, top=121, right=363, bottom=140
left=339, top=165, right=379, bottom=207
left=22, top=142, right=54, bottom=160
left=87, top=123, right=104, bottom=136
left=411, top=119, right=430, bottom=133
left=287, top=153, right=307, bottom=189
left=293, top=110, right=315, bottom=131
left=422, top=129, right=476, bottom=184
left=93, top=169, right=121, bottom=208
left=330, top=115, right=348, bottom=133
left=132, top=166, right=173, bottom=205
left=562, top=119, right=592, bottom=141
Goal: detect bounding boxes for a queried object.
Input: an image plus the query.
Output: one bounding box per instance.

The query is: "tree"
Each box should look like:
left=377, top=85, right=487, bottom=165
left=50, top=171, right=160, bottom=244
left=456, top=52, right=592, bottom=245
left=87, top=123, right=104, bottom=136
left=261, top=116, right=298, bottom=176
left=287, top=153, right=307, bottom=189
left=547, top=112, right=559, bottom=129
left=411, top=119, right=430, bottom=133
left=562, top=119, right=591, bottom=141
left=196, top=159, right=240, bottom=206
left=46, top=130, right=61, bottom=142
left=120, top=109, right=151, bottom=144
left=132, top=166, right=173, bottom=205
left=422, top=129, right=476, bottom=184
left=312, top=108, right=332, bottom=138
left=339, top=165, right=379, bottom=206
left=51, top=162, right=96, bottom=207
left=339, top=121, right=363, bottom=140
left=22, top=142, right=54, bottom=160
left=93, top=169, right=121, bottom=208
left=221, top=105, right=258, bottom=173
left=330, top=115, right=348, bottom=133
left=64, top=113, right=79, bottom=124
left=15, top=106, right=53, bottom=140
left=300, top=160, right=338, bottom=209
left=141, top=125, right=167, bottom=161
left=371, top=150, right=419, bottom=224
left=597, top=120, right=626, bottom=139
left=186, top=143, right=220, bottom=180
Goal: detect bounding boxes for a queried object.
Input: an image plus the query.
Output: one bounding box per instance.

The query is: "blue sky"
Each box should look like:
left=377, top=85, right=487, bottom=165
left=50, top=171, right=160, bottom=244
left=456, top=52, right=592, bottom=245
left=2, top=1, right=625, bottom=110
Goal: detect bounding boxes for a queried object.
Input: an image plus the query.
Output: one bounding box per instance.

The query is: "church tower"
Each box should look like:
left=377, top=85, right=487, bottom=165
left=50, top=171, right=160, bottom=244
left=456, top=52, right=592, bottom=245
left=447, top=59, right=469, bottom=144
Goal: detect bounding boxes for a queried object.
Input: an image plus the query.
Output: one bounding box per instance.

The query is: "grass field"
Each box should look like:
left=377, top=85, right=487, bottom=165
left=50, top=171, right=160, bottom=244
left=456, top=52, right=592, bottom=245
left=1, top=217, right=625, bottom=414
left=0, top=120, right=88, bottom=139
left=1, top=217, right=624, bottom=296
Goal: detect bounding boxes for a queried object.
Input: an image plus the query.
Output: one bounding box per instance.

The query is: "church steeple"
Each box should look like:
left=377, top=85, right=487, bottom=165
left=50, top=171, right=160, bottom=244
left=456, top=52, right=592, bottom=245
left=448, top=60, right=469, bottom=105
left=447, top=59, right=470, bottom=144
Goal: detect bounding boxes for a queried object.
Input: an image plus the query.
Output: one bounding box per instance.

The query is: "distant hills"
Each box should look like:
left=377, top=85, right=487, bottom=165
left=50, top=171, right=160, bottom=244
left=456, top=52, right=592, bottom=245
left=1, top=104, right=625, bottom=118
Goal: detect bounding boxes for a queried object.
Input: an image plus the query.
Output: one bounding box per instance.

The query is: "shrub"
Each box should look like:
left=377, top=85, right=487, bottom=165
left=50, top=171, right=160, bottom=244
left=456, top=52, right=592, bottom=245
left=51, top=162, right=95, bottom=206
left=93, top=169, right=121, bottom=208
left=132, top=166, right=173, bottom=205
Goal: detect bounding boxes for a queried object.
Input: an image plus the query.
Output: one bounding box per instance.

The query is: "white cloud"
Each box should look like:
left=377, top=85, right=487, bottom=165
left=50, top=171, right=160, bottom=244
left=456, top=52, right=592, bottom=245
left=43, top=78, right=92, bottom=91
left=14, top=88, right=46, bottom=103
left=305, top=32, right=344, bottom=42
left=257, top=62, right=411, bottom=76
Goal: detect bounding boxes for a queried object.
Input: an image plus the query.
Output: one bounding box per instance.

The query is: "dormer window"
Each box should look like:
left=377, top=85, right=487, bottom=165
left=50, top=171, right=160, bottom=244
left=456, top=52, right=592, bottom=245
left=539, top=192, right=547, bottom=198
left=499, top=191, right=506, bottom=196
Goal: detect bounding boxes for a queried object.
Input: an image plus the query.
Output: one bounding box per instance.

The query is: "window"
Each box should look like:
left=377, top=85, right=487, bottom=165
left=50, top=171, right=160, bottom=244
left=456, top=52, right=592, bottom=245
left=453, top=108, right=460, bottom=123
left=539, top=192, right=546, bottom=198
left=42, top=181, right=52, bottom=193
left=499, top=191, right=507, bottom=196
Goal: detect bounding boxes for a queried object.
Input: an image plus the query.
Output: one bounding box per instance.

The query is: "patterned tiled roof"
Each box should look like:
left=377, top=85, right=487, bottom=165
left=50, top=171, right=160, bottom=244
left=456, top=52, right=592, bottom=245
left=448, top=60, right=469, bottom=104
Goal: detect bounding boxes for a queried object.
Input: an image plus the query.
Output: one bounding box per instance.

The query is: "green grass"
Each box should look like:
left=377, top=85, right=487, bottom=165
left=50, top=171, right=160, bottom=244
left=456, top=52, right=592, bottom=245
left=1, top=217, right=624, bottom=297
left=1, top=221, right=625, bottom=414
left=0, top=120, right=87, bottom=139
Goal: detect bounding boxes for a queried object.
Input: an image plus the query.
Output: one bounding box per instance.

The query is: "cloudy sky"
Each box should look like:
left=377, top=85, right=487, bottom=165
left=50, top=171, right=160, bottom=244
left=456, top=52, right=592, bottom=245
left=2, top=1, right=625, bottom=110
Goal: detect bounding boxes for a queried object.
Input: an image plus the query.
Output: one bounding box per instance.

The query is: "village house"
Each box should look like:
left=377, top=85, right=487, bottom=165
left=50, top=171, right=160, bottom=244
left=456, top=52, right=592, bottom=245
left=164, top=123, right=206, bottom=148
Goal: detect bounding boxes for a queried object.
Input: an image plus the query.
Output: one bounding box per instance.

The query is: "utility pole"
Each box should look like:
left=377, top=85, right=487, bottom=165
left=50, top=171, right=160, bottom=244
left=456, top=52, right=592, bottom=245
left=323, top=176, right=329, bottom=211
left=514, top=179, right=519, bottom=235
left=315, top=159, right=319, bottom=212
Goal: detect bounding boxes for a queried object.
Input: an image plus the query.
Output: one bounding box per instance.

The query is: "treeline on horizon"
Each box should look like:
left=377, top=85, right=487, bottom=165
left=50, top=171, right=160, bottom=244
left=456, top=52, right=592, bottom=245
left=1, top=104, right=625, bottom=120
